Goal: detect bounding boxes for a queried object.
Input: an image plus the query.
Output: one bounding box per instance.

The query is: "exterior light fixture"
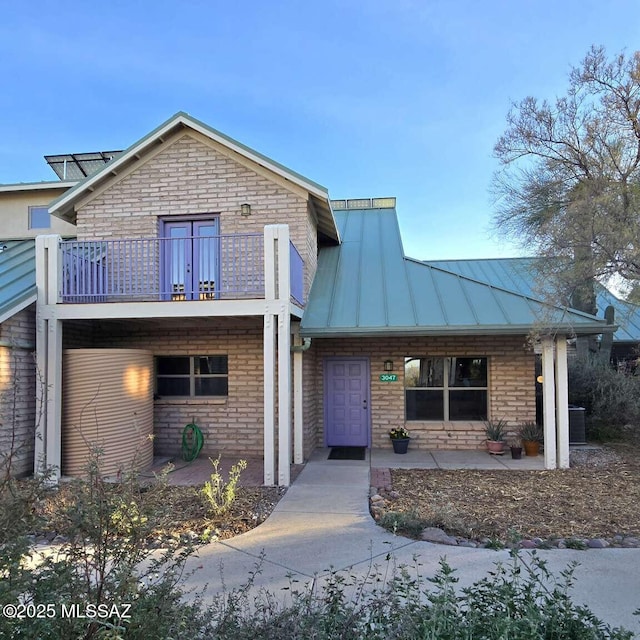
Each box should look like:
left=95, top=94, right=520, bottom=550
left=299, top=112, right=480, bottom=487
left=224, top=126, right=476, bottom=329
left=240, top=203, right=251, bottom=216
left=383, top=359, right=394, bottom=372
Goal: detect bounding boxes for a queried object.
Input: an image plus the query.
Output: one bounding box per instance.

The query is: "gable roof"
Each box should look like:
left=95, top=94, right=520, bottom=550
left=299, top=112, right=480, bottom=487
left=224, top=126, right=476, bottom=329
left=426, top=258, right=639, bottom=343
left=301, top=207, right=611, bottom=337
left=48, top=112, right=339, bottom=242
left=0, top=240, right=36, bottom=324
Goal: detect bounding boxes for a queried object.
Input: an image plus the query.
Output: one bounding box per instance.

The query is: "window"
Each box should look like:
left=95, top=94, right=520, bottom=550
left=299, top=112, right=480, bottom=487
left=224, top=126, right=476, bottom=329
left=156, top=355, right=228, bottom=397
left=29, top=206, right=50, bottom=229
left=405, top=357, right=487, bottom=421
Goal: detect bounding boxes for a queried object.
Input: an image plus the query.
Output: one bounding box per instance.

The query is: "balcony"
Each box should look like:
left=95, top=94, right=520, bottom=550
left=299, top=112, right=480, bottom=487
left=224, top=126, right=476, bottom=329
left=59, top=231, right=304, bottom=306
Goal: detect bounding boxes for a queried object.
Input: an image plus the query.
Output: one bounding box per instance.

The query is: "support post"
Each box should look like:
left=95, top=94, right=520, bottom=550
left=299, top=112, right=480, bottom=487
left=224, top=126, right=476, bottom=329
left=555, top=336, right=570, bottom=469
left=263, top=312, right=276, bottom=486
left=293, top=325, right=304, bottom=465
left=541, top=336, right=557, bottom=469
left=45, top=319, right=62, bottom=477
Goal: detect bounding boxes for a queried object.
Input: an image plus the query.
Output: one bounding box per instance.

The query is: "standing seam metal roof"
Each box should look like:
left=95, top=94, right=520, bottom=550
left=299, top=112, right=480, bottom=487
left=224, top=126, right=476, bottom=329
left=301, top=209, right=611, bottom=337
left=0, top=240, right=36, bottom=324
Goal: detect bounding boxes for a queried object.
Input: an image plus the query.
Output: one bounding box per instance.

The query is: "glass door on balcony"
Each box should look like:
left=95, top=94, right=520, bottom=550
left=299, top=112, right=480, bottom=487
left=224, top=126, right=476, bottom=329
left=162, top=218, right=220, bottom=300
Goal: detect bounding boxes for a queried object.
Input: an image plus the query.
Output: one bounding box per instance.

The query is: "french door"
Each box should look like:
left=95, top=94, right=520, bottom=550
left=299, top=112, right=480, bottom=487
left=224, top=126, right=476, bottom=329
left=162, top=218, right=220, bottom=300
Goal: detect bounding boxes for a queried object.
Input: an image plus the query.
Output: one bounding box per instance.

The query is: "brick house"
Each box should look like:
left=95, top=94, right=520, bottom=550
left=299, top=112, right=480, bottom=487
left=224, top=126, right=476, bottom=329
left=1, top=113, right=613, bottom=483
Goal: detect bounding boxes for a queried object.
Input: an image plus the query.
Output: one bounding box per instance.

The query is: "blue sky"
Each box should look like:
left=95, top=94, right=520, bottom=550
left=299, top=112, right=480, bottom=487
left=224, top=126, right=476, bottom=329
left=1, top=1, right=639, bottom=260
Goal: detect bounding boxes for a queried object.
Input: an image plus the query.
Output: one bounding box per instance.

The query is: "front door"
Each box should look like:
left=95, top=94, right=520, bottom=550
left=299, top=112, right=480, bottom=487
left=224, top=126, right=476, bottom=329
left=162, top=219, right=220, bottom=300
left=324, top=358, right=370, bottom=447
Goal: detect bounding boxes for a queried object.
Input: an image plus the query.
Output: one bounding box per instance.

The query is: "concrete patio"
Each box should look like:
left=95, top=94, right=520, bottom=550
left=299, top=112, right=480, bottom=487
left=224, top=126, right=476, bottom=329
left=150, top=446, right=545, bottom=487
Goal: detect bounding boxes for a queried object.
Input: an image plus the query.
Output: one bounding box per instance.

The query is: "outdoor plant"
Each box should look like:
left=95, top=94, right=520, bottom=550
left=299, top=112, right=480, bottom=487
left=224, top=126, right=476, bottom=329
left=389, top=427, right=410, bottom=440
left=201, top=455, right=248, bottom=517
left=518, top=421, right=543, bottom=443
left=484, top=418, right=507, bottom=441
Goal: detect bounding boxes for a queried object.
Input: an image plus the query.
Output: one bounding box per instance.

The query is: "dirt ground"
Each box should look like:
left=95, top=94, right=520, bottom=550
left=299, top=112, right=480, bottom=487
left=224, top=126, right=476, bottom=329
left=386, top=443, right=640, bottom=541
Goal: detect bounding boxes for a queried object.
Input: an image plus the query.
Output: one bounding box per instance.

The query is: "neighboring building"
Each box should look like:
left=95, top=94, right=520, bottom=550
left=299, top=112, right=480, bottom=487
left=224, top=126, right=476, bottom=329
left=1, top=113, right=616, bottom=483
left=0, top=181, right=77, bottom=477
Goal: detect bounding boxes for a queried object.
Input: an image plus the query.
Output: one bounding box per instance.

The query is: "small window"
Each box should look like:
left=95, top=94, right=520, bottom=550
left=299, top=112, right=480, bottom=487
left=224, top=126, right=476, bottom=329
left=405, top=356, right=487, bottom=421
left=156, top=355, right=228, bottom=397
left=29, top=206, right=51, bottom=229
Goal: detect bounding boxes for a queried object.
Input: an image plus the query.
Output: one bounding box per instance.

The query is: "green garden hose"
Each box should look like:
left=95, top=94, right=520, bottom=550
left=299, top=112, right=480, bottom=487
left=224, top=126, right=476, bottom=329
left=181, top=423, right=204, bottom=462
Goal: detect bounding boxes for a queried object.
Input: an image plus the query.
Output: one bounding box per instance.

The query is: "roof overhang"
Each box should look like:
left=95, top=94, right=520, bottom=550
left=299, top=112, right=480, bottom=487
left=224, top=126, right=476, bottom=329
left=0, top=181, right=77, bottom=193
left=300, top=323, right=615, bottom=339
left=48, top=112, right=340, bottom=242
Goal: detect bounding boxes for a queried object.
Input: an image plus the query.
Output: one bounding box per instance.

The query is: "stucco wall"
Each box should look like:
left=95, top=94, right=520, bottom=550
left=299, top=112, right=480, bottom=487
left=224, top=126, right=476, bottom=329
left=0, top=188, right=76, bottom=239
left=0, top=305, right=36, bottom=477
left=310, top=335, right=536, bottom=450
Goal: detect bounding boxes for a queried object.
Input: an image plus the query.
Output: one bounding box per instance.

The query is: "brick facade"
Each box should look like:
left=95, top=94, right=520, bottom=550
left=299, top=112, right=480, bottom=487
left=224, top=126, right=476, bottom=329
left=0, top=305, right=36, bottom=477
left=63, top=317, right=266, bottom=459
left=75, top=131, right=320, bottom=301
left=310, top=335, right=536, bottom=451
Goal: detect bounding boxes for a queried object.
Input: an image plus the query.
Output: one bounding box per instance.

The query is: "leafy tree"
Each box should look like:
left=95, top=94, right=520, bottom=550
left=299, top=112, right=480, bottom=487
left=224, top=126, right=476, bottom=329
left=493, top=46, right=640, bottom=316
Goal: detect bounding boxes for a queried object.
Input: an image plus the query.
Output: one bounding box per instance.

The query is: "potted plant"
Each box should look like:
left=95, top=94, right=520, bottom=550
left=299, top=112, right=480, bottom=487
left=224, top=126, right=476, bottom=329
left=509, top=438, right=523, bottom=460
left=389, top=427, right=411, bottom=454
left=484, top=419, right=507, bottom=455
left=518, top=422, right=543, bottom=456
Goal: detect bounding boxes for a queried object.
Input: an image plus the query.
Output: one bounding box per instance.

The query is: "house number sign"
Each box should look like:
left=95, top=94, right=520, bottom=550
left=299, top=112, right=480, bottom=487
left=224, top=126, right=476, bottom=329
left=379, top=374, right=398, bottom=382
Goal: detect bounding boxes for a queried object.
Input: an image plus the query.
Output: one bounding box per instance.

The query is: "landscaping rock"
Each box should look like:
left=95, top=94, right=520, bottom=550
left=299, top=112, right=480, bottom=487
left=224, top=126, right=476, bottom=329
left=587, top=538, right=609, bottom=549
left=457, top=539, right=477, bottom=548
left=420, top=527, right=458, bottom=545
left=387, top=490, right=400, bottom=500
left=622, top=537, right=640, bottom=548
left=519, top=539, right=537, bottom=549
left=370, top=494, right=385, bottom=504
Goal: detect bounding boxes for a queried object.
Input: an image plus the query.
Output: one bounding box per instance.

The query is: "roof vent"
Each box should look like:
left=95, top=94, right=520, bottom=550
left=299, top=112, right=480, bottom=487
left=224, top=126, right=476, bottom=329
left=331, top=197, right=396, bottom=210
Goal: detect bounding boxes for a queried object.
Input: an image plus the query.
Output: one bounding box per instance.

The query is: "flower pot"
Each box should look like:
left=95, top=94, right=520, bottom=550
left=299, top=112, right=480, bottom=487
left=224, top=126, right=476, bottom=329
left=391, top=438, right=410, bottom=454
left=510, top=446, right=523, bottom=460
left=486, top=439, right=505, bottom=455
left=523, top=440, right=540, bottom=456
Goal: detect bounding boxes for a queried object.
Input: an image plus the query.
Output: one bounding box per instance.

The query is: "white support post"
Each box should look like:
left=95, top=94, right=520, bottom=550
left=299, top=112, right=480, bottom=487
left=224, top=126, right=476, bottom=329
left=45, top=319, right=63, bottom=478
left=34, top=235, right=62, bottom=478
left=34, top=236, right=48, bottom=475
left=541, top=337, right=557, bottom=470
left=276, top=225, right=292, bottom=486
left=277, top=311, right=291, bottom=486
left=264, top=226, right=277, bottom=302
left=263, top=312, right=276, bottom=486
left=555, top=336, right=570, bottom=469
left=293, top=324, right=304, bottom=465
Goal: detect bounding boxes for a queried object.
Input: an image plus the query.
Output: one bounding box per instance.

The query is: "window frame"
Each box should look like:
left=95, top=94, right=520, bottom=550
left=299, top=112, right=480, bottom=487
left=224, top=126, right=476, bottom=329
left=405, top=356, right=488, bottom=421
left=156, top=355, right=228, bottom=398
left=28, top=206, right=51, bottom=230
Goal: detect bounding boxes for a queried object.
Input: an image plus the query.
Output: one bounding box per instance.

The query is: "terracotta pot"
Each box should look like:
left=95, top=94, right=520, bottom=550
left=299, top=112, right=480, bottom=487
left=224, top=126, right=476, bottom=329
left=523, top=440, right=540, bottom=456
left=486, top=440, right=505, bottom=455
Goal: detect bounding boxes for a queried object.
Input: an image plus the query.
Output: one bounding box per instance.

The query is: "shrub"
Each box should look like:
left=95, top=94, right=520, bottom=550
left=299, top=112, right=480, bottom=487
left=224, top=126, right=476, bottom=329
left=201, top=456, right=247, bottom=517
left=568, top=357, right=640, bottom=440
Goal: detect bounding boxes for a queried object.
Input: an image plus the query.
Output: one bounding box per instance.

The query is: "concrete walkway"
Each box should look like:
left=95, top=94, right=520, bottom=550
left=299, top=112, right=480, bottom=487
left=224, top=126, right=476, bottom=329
left=188, top=449, right=640, bottom=635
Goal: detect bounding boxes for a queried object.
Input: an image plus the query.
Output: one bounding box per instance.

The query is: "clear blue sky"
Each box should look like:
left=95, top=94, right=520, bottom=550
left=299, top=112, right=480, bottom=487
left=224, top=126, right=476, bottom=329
left=1, top=1, right=639, bottom=260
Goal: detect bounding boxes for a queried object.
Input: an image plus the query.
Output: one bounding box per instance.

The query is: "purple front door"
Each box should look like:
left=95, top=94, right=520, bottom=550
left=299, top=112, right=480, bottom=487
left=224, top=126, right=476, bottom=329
left=324, top=359, right=370, bottom=447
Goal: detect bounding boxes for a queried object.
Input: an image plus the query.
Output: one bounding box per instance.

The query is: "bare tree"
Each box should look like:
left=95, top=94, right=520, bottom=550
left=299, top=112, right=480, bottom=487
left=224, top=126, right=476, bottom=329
left=493, top=46, right=640, bottom=317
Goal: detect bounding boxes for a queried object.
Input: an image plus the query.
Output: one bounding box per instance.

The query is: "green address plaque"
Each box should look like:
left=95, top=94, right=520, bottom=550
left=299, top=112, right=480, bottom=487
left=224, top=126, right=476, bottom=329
left=379, top=374, right=398, bottom=382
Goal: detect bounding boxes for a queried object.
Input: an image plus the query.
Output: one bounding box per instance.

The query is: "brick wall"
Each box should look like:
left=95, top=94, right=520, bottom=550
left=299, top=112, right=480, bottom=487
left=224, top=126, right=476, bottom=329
left=76, top=132, right=320, bottom=301
left=68, top=317, right=266, bottom=459
left=309, top=335, right=535, bottom=451
left=0, top=305, right=36, bottom=477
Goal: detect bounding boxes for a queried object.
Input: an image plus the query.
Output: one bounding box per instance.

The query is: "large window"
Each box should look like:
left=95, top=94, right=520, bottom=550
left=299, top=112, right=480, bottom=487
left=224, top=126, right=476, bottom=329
left=405, top=357, right=487, bottom=421
left=156, top=355, right=228, bottom=397
left=29, top=206, right=50, bottom=229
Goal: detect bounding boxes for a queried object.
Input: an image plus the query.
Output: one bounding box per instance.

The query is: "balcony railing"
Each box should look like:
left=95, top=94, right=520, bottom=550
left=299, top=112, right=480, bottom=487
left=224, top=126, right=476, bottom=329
left=61, top=234, right=267, bottom=302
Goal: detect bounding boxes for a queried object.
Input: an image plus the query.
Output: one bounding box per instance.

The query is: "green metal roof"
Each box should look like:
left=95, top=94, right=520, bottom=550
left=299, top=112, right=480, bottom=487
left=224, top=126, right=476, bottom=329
left=0, top=240, right=36, bottom=323
left=426, top=258, right=640, bottom=343
left=301, top=208, right=611, bottom=337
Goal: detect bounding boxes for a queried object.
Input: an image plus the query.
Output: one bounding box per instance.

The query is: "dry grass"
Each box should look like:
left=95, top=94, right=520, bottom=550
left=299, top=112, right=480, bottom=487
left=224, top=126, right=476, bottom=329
left=387, top=442, right=640, bottom=541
